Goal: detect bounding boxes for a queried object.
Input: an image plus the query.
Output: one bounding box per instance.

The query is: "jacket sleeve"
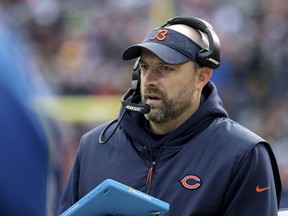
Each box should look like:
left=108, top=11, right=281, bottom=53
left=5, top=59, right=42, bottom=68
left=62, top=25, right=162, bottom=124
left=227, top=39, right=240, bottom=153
left=220, top=143, right=279, bottom=216
left=57, top=149, right=81, bottom=215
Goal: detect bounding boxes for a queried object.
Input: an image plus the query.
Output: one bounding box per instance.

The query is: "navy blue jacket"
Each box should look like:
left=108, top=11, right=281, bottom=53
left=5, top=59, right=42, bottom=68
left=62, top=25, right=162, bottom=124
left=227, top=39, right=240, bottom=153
left=59, top=81, right=281, bottom=215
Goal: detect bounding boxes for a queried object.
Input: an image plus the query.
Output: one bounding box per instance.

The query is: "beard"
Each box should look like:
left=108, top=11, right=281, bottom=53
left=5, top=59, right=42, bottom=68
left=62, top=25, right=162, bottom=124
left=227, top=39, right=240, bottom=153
left=141, top=80, right=196, bottom=124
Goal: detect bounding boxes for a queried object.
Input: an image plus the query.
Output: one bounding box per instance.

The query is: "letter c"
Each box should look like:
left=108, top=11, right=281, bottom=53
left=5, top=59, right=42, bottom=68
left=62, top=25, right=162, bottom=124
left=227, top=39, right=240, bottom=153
left=181, top=175, right=201, bottom=190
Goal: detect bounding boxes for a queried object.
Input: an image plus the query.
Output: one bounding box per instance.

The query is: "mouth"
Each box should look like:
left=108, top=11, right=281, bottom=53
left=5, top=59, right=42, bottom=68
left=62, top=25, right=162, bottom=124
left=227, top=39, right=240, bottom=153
left=145, top=94, right=161, bottom=105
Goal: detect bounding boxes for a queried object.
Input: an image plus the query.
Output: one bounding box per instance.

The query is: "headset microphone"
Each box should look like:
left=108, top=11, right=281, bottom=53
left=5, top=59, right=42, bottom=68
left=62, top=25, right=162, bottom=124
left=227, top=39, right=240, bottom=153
left=99, top=60, right=150, bottom=144
left=99, top=88, right=150, bottom=144
left=121, top=58, right=151, bottom=114
left=121, top=86, right=150, bottom=114
left=122, top=98, right=150, bottom=114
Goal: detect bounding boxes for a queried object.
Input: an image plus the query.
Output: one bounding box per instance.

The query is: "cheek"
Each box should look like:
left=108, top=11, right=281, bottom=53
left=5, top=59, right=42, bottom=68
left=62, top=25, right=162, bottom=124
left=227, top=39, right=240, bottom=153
left=174, top=78, right=198, bottom=100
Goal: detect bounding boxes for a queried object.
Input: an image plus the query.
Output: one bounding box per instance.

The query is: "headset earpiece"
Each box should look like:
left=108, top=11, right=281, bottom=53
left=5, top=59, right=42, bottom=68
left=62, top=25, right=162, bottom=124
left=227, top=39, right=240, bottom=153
left=131, top=58, right=141, bottom=94
left=165, top=16, right=221, bottom=69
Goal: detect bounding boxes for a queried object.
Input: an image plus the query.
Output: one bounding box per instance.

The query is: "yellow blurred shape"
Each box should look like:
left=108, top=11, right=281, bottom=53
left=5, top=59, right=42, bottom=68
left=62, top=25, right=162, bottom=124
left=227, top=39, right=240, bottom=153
left=36, top=95, right=122, bottom=123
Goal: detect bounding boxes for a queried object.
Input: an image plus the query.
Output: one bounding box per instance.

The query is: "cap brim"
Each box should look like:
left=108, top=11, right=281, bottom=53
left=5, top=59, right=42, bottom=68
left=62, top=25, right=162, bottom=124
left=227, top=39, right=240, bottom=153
left=121, top=42, right=191, bottom=65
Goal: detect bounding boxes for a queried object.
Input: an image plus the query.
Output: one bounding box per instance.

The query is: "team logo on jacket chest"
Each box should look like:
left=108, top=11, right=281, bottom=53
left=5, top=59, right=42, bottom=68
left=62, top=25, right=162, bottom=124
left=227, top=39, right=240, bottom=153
left=181, top=175, right=202, bottom=190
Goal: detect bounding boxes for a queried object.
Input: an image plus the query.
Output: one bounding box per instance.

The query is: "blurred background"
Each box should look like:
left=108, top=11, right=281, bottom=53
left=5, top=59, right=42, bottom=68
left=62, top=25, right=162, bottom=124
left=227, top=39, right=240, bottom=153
left=1, top=0, right=287, bottom=214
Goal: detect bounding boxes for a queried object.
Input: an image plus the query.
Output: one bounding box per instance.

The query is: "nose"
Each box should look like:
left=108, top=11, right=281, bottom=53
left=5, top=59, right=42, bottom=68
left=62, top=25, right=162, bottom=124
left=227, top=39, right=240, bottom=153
left=141, top=67, right=158, bottom=87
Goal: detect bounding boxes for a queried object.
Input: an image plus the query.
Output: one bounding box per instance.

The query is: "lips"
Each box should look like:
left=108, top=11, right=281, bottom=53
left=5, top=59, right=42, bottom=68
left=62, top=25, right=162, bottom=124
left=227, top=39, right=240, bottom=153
left=145, top=94, right=161, bottom=106
left=143, top=87, right=163, bottom=106
left=147, top=95, right=160, bottom=100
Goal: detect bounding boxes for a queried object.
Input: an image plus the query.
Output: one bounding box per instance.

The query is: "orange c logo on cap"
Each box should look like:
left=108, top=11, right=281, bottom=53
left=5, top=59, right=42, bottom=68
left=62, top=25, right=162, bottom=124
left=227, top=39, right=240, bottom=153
left=150, top=29, right=168, bottom=41
left=181, top=175, right=201, bottom=190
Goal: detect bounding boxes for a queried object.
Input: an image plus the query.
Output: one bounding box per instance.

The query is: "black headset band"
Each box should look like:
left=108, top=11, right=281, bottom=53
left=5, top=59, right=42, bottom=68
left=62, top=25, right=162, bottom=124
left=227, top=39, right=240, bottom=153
left=162, top=16, right=221, bottom=69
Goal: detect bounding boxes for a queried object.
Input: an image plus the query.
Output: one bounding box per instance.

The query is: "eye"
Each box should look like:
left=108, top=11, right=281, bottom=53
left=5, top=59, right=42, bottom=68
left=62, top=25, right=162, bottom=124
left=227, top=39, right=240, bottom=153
left=159, top=65, right=174, bottom=72
left=140, top=64, right=149, bottom=71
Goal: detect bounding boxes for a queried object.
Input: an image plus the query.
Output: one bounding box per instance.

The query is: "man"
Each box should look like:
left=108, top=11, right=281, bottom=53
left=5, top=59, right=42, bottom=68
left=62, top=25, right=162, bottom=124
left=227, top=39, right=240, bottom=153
left=59, top=17, right=281, bottom=215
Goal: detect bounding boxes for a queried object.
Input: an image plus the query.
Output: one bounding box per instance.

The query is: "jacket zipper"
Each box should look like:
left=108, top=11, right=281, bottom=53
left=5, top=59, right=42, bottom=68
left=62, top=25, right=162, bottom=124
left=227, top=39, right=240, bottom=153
left=143, top=139, right=168, bottom=195
left=146, top=161, right=155, bottom=194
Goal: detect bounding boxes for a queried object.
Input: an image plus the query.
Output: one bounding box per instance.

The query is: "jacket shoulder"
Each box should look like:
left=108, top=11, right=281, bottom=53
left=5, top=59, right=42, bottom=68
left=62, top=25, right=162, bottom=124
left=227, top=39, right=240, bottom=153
left=213, top=117, right=265, bottom=145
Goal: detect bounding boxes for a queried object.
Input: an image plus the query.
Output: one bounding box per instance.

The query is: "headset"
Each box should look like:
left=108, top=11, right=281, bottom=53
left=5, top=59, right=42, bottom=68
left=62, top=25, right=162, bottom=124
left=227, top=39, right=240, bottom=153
left=99, top=16, right=221, bottom=144
left=99, top=59, right=149, bottom=143
left=121, top=59, right=150, bottom=115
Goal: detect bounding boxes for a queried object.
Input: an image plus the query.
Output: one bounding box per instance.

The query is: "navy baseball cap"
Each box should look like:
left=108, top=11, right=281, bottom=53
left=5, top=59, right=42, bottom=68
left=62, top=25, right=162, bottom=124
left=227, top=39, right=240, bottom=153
left=122, top=27, right=202, bottom=65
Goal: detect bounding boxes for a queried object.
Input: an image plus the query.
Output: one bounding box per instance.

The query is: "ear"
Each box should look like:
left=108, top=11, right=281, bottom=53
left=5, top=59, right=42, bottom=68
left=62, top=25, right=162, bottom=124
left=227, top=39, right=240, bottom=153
left=196, top=67, right=212, bottom=89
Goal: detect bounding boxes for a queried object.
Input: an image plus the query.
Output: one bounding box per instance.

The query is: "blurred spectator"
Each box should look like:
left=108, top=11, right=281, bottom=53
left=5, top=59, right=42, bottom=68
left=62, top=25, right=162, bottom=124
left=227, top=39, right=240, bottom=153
left=0, top=5, right=60, bottom=216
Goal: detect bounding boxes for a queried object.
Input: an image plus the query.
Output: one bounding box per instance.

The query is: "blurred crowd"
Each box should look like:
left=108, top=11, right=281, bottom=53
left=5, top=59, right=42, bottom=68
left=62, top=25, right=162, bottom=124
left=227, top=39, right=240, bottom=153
left=1, top=0, right=287, bottom=214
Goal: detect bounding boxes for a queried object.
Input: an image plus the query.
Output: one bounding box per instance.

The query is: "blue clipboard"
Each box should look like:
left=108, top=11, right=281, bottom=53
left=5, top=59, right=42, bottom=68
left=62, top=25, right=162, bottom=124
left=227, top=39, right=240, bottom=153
left=60, top=179, right=170, bottom=216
